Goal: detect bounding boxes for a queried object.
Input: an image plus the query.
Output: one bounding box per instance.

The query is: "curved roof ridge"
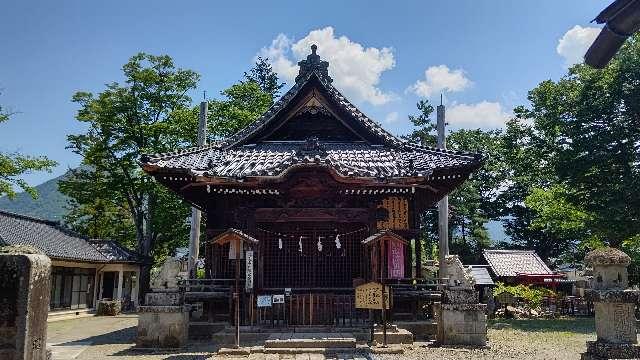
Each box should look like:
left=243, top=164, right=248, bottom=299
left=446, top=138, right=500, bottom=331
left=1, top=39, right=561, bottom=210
left=141, top=141, right=224, bottom=163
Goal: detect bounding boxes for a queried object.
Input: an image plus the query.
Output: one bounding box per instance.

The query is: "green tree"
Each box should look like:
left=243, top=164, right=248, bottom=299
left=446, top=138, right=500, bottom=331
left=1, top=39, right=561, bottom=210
left=518, top=34, right=640, bottom=249
left=60, top=53, right=200, bottom=298
left=207, top=81, right=272, bottom=139
left=243, top=56, right=285, bottom=102
left=447, top=129, right=506, bottom=263
left=404, top=101, right=505, bottom=264
left=0, top=99, right=57, bottom=199
left=403, top=100, right=436, bottom=146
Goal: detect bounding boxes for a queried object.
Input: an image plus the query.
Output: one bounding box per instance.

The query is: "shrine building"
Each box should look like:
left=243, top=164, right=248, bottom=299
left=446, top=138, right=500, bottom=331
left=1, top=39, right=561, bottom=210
left=140, top=45, right=483, bottom=326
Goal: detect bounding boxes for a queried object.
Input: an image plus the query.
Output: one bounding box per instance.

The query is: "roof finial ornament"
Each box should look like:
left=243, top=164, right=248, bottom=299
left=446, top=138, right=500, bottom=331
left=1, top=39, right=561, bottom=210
left=295, top=44, right=332, bottom=84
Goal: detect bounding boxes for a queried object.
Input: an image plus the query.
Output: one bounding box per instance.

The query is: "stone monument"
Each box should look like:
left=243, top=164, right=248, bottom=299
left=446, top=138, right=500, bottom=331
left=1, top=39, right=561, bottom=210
left=0, top=246, right=51, bottom=360
left=581, top=247, right=640, bottom=360
left=434, top=255, right=487, bottom=346
left=137, top=255, right=189, bottom=348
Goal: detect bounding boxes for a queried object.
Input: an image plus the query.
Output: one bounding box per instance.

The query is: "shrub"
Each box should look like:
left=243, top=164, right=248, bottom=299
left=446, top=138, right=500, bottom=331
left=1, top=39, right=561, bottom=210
left=493, top=282, right=556, bottom=309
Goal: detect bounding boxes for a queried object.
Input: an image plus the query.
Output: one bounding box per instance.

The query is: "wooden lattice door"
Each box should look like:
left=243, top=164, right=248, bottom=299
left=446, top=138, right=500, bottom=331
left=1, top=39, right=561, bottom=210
left=258, top=223, right=368, bottom=289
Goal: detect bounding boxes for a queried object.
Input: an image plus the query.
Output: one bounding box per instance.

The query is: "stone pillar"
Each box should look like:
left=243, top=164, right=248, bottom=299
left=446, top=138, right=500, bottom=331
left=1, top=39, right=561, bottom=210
left=434, top=255, right=487, bottom=346
left=582, top=247, right=640, bottom=360
left=0, top=246, right=51, bottom=360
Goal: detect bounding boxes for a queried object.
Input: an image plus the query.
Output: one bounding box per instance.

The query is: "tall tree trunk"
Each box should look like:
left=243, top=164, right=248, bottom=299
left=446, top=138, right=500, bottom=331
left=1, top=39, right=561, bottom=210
left=135, top=192, right=154, bottom=305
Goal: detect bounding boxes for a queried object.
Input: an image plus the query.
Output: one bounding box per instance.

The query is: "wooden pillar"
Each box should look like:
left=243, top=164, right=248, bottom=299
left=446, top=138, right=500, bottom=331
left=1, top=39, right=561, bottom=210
left=415, top=235, right=423, bottom=279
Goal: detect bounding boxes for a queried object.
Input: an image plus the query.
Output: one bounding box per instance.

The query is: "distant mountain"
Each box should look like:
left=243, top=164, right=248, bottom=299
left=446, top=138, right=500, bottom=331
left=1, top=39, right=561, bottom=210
left=0, top=172, right=69, bottom=221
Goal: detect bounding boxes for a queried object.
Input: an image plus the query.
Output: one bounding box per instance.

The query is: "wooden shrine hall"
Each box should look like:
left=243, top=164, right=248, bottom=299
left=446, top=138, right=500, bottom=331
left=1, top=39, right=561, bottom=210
left=141, top=45, right=483, bottom=327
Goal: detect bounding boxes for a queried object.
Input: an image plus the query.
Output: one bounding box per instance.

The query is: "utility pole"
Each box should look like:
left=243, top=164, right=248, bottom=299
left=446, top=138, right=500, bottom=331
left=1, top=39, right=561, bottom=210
left=188, top=100, right=208, bottom=278
left=437, top=95, right=449, bottom=278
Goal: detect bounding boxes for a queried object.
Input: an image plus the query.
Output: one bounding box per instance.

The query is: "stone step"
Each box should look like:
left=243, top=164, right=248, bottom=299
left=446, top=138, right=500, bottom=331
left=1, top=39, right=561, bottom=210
left=265, top=333, right=356, bottom=349
left=263, top=347, right=359, bottom=354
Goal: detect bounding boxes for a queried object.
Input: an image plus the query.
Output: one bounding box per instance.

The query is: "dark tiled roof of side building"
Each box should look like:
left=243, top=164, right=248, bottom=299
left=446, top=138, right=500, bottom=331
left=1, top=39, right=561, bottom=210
left=0, top=210, right=144, bottom=264
left=88, top=239, right=151, bottom=264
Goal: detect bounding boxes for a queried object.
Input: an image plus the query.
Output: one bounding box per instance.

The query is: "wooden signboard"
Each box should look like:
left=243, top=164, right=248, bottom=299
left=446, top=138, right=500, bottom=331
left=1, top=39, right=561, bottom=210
left=355, top=282, right=391, bottom=309
left=245, top=250, right=254, bottom=291
left=388, top=239, right=404, bottom=279
left=272, top=294, right=285, bottom=304
left=376, top=197, right=409, bottom=230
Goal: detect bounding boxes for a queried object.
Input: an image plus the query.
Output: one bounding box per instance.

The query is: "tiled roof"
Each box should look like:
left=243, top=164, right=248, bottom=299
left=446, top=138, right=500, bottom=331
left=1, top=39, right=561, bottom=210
left=483, top=250, right=553, bottom=278
left=468, top=266, right=495, bottom=285
left=141, top=59, right=483, bottom=181
left=0, top=210, right=143, bottom=264
left=143, top=142, right=481, bottom=179
left=89, top=240, right=149, bottom=264
left=221, top=69, right=404, bottom=149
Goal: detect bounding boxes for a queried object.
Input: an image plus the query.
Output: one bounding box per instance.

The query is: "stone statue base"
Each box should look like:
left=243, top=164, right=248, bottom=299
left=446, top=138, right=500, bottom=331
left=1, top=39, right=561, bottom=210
left=136, top=291, right=189, bottom=348
left=434, top=302, right=487, bottom=346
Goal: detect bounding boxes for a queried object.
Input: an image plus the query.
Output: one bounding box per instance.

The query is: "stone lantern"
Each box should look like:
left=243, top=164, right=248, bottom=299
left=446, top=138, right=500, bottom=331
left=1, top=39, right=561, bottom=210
left=586, top=247, right=630, bottom=290
left=582, top=247, right=640, bottom=360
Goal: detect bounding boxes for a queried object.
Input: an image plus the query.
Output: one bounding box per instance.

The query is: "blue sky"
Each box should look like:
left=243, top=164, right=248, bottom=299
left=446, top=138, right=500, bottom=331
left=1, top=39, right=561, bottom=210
left=0, top=0, right=606, bottom=186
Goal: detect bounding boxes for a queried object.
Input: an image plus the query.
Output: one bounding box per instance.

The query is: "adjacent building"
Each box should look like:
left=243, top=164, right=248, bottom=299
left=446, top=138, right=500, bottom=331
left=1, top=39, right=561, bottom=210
left=483, top=249, right=563, bottom=286
left=0, top=210, right=147, bottom=317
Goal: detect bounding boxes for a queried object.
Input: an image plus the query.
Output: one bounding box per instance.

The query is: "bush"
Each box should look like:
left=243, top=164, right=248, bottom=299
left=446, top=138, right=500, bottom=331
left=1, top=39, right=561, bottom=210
left=493, top=282, right=556, bottom=309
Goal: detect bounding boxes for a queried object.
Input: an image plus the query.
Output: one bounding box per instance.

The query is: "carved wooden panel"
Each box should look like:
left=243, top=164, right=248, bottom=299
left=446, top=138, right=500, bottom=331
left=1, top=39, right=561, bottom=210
left=376, top=197, right=408, bottom=230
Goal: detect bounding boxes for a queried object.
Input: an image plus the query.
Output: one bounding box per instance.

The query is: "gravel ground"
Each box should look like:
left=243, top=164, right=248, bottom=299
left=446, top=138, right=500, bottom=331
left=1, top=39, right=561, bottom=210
left=378, top=318, right=598, bottom=360
left=47, top=316, right=607, bottom=360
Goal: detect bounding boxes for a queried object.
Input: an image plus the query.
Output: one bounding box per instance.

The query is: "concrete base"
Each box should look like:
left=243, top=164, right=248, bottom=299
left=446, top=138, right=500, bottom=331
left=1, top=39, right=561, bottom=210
left=434, top=303, right=487, bottom=346
left=395, top=320, right=437, bottom=340
left=581, top=341, right=640, bottom=359
left=373, top=328, right=413, bottom=344
left=136, top=305, right=189, bottom=348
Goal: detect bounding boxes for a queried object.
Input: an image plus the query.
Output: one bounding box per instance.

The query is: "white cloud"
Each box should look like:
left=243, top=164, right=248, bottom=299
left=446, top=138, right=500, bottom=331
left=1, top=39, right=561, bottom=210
left=408, top=65, right=472, bottom=98
left=557, top=25, right=600, bottom=67
left=258, top=33, right=298, bottom=81
left=384, top=111, right=400, bottom=124
left=258, top=27, right=396, bottom=106
left=447, top=101, right=511, bottom=129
